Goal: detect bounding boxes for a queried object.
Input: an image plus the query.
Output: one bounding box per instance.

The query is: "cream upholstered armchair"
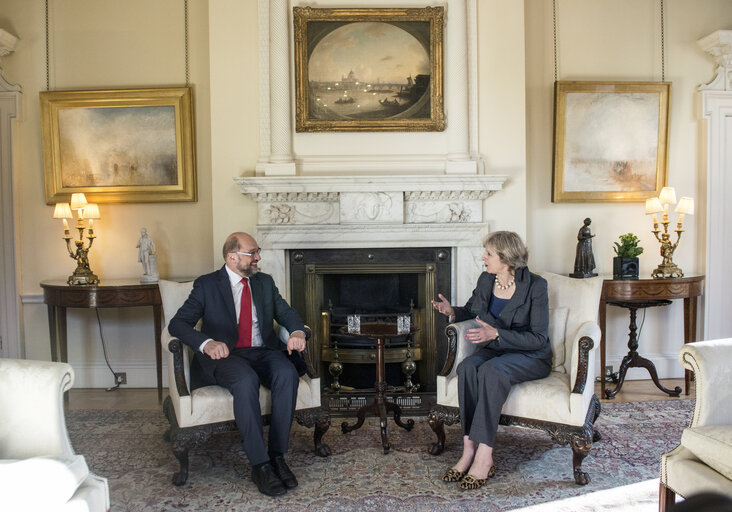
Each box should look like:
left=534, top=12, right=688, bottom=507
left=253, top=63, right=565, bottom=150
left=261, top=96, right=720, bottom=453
left=158, top=280, right=331, bottom=486
left=0, top=359, right=110, bottom=511
left=660, top=338, right=732, bottom=511
left=428, top=271, right=604, bottom=485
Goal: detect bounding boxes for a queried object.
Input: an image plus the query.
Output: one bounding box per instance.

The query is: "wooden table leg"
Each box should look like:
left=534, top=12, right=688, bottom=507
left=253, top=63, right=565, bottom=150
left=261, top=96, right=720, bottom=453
left=47, top=305, right=58, bottom=362
left=599, top=297, right=607, bottom=398
left=58, top=306, right=68, bottom=363
left=683, top=296, right=698, bottom=395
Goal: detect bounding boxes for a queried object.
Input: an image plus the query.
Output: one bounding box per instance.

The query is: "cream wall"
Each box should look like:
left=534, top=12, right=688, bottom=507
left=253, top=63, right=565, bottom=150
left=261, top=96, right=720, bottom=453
left=1, top=0, right=728, bottom=386
left=1, top=0, right=214, bottom=386
left=525, top=0, right=732, bottom=379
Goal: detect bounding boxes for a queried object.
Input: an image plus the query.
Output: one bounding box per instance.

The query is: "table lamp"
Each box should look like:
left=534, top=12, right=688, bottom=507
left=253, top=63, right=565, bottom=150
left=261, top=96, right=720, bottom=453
left=645, top=187, right=693, bottom=279
left=53, top=193, right=101, bottom=285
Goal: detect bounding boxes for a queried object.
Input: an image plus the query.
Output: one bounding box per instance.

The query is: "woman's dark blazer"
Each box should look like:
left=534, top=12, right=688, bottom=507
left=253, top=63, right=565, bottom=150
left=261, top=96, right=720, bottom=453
left=452, top=266, right=551, bottom=361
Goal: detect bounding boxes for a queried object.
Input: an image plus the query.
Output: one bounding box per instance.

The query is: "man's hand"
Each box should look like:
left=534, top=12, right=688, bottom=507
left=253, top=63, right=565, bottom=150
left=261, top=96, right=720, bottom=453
left=204, top=340, right=230, bottom=360
left=287, top=332, right=306, bottom=355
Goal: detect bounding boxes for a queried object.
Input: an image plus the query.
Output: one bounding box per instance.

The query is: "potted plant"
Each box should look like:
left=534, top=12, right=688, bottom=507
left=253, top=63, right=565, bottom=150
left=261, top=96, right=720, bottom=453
left=613, top=233, right=643, bottom=279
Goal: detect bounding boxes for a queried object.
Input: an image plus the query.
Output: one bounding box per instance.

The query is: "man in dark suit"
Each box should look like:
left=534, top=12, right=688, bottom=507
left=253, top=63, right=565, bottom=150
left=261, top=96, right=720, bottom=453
left=169, top=232, right=306, bottom=497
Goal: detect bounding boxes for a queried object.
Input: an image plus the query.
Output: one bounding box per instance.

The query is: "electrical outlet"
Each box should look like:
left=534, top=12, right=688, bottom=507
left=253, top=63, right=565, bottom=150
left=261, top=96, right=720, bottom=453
left=604, top=366, right=614, bottom=377
left=115, top=372, right=127, bottom=385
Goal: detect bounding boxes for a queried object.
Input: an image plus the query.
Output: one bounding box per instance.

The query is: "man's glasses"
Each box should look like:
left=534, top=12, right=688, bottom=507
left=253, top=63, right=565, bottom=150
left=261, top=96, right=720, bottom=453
left=232, top=248, right=262, bottom=257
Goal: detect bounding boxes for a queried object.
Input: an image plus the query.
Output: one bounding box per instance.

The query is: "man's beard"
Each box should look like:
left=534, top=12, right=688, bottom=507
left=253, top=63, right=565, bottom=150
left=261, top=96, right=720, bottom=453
left=237, top=260, right=258, bottom=277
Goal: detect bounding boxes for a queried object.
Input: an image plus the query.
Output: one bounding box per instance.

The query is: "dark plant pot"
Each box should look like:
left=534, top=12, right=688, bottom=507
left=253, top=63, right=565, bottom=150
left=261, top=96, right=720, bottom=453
left=613, top=257, right=639, bottom=280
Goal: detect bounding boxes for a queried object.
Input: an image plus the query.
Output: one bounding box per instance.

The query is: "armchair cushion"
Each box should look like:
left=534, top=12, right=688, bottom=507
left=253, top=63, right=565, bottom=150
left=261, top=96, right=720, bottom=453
left=549, top=306, right=568, bottom=372
left=0, top=455, right=89, bottom=508
left=681, top=426, right=732, bottom=480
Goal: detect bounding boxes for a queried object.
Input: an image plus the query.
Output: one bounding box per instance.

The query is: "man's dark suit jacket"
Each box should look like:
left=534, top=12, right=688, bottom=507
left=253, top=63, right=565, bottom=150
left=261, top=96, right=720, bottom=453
left=453, top=266, right=551, bottom=362
left=169, top=266, right=307, bottom=386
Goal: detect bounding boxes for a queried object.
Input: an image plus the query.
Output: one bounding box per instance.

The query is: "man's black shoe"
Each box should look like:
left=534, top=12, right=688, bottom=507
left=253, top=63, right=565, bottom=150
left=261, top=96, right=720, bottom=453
left=271, top=455, right=298, bottom=489
left=251, top=463, right=287, bottom=497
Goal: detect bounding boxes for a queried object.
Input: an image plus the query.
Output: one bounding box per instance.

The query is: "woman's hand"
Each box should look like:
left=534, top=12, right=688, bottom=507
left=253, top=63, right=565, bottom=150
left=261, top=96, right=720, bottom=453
left=431, top=293, right=455, bottom=318
left=465, top=317, right=499, bottom=344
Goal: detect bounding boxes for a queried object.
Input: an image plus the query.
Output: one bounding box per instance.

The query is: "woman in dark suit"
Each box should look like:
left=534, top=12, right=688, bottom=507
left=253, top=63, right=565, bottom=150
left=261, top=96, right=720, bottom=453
left=431, top=231, right=551, bottom=490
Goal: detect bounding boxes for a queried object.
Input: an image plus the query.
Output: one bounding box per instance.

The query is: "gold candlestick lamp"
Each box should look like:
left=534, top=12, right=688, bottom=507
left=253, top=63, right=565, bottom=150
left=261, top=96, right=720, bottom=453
left=644, top=187, right=694, bottom=279
left=53, top=193, right=101, bottom=285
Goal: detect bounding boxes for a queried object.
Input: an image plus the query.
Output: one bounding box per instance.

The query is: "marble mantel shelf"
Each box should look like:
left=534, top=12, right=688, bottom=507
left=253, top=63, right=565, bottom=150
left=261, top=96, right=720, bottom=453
left=234, top=175, right=508, bottom=201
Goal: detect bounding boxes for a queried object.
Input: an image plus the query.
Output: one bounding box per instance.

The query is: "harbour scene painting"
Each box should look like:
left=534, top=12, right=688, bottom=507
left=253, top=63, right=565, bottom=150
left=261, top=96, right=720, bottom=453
left=294, top=7, right=445, bottom=132
left=308, top=22, right=431, bottom=121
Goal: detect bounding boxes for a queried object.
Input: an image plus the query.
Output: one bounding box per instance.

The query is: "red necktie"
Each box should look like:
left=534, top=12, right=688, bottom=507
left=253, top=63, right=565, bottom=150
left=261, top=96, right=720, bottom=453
left=236, top=278, right=252, bottom=348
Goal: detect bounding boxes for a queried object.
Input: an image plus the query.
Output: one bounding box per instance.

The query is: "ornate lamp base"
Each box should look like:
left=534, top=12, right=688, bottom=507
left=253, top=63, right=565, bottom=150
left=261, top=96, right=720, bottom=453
left=67, top=266, right=100, bottom=286
left=651, top=262, right=684, bottom=279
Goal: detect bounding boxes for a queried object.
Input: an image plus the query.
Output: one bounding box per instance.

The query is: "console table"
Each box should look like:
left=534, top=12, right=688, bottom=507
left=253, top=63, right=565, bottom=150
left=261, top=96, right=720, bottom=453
left=599, top=274, right=704, bottom=399
left=41, top=280, right=163, bottom=401
left=340, top=323, right=415, bottom=453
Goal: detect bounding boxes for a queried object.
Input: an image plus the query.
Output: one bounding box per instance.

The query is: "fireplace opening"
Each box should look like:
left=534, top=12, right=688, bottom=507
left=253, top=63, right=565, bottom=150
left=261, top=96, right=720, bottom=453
left=290, top=247, right=451, bottom=416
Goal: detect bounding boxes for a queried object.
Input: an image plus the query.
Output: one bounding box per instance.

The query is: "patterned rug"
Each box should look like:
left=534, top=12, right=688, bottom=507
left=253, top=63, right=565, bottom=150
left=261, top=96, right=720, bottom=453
left=66, top=399, right=693, bottom=511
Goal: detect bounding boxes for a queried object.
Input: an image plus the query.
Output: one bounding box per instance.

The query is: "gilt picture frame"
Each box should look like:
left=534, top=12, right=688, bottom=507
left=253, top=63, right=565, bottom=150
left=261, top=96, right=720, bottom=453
left=552, top=81, right=670, bottom=202
left=293, top=6, right=445, bottom=132
left=40, top=87, right=196, bottom=204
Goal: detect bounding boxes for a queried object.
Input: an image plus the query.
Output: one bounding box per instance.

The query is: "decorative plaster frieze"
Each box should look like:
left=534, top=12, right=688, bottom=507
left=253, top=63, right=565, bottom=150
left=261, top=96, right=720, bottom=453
left=340, top=192, right=403, bottom=224
left=406, top=200, right=482, bottom=224
left=259, top=201, right=338, bottom=225
left=405, top=190, right=495, bottom=201
left=248, top=191, right=339, bottom=202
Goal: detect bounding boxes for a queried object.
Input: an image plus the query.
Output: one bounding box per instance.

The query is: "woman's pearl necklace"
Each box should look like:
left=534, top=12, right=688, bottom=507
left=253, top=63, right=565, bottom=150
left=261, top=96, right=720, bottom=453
left=494, top=278, right=515, bottom=290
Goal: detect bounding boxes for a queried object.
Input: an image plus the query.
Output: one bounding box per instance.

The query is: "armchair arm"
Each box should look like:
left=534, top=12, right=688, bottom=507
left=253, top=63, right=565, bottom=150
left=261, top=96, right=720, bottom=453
left=679, top=339, right=732, bottom=427
left=438, top=319, right=482, bottom=377
left=568, top=321, right=600, bottom=394
left=277, top=324, right=317, bottom=378
left=162, top=328, right=191, bottom=398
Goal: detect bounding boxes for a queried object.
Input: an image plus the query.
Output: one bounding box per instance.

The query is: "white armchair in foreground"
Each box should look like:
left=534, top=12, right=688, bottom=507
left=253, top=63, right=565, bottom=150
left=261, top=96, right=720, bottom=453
left=660, top=338, right=732, bottom=511
left=0, top=358, right=110, bottom=511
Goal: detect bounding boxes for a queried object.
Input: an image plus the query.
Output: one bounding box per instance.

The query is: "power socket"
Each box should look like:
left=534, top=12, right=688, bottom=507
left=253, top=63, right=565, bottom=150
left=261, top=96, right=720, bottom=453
left=114, top=372, right=127, bottom=385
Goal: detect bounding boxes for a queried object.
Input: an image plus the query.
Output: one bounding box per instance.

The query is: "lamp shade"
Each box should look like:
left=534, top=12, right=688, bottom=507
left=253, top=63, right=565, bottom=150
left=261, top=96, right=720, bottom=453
left=645, top=197, right=663, bottom=214
left=70, top=193, right=88, bottom=210
left=675, top=197, right=695, bottom=215
left=659, top=187, right=677, bottom=205
left=84, top=203, right=101, bottom=219
left=53, top=202, right=72, bottom=219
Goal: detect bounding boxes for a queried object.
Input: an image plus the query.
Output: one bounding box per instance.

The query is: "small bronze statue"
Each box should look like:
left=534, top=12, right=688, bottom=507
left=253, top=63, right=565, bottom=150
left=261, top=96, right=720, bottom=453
left=570, top=218, right=598, bottom=278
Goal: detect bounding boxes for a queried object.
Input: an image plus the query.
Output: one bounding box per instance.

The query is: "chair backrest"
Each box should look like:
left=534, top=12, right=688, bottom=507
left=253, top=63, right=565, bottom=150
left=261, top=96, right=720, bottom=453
left=537, top=272, right=603, bottom=374
left=158, top=279, right=196, bottom=333
left=0, top=359, right=76, bottom=459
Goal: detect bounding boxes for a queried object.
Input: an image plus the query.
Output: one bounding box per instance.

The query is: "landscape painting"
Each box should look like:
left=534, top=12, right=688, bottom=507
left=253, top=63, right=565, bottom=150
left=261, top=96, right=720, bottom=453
left=41, top=87, right=197, bottom=204
left=294, top=7, right=445, bottom=132
left=552, top=81, right=670, bottom=202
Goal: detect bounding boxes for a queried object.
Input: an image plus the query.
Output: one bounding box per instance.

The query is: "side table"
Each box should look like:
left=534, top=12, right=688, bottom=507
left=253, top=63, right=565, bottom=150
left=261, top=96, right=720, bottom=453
left=41, top=280, right=164, bottom=402
left=340, top=323, right=415, bottom=453
left=599, top=274, right=704, bottom=399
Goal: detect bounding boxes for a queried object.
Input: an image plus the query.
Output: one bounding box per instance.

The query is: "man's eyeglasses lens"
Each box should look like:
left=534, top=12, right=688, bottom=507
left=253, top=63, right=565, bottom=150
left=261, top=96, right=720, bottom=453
left=233, top=249, right=261, bottom=257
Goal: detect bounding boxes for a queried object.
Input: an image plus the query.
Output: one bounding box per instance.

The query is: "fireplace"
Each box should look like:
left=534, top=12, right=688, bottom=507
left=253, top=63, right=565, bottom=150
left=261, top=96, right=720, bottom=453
left=290, top=248, right=451, bottom=415
left=236, top=174, right=507, bottom=416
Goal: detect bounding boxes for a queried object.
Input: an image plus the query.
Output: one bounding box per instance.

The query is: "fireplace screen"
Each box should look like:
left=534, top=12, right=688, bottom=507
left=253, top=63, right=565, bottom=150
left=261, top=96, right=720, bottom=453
left=290, top=248, right=451, bottom=415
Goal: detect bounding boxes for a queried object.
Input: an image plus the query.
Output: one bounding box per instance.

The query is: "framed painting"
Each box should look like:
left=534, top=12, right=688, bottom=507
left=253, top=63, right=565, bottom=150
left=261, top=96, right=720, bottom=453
left=293, top=6, right=445, bottom=132
left=40, top=87, right=196, bottom=204
left=552, top=81, right=670, bottom=202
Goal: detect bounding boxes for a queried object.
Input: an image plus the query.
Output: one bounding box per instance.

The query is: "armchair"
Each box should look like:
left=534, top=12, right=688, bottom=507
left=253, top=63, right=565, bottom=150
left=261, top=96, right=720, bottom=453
left=0, top=358, right=110, bottom=511
left=158, top=280, right=331, bottom=486
left=660, top=338, right=732, bottom=511
left=427, top=271, right=603, bottom=485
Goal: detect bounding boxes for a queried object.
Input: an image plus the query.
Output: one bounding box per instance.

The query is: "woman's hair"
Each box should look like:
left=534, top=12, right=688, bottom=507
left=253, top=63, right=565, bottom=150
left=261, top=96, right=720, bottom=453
left=484, top=231, right=529, bottom=270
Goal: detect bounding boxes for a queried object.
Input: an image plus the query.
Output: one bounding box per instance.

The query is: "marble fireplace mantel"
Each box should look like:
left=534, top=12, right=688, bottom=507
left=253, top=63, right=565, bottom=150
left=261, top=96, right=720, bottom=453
left=236, top=174, right=508, bottom=303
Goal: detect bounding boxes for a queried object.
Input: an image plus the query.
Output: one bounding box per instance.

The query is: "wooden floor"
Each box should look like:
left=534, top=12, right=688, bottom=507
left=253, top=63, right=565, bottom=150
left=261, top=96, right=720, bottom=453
left=67, top=378, right=693, bottom=411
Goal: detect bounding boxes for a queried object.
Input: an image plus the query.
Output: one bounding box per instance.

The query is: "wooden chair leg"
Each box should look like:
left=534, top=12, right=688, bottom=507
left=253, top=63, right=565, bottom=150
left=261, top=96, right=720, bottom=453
left=313, top=408, right=332, bottom=457
left=570, top=434, right=592, bottom=485
left=427, top=412, right=446, bottom=455
left=172, top=444, right=189, bottom=486
left=658, top=482, right=675, bottom=512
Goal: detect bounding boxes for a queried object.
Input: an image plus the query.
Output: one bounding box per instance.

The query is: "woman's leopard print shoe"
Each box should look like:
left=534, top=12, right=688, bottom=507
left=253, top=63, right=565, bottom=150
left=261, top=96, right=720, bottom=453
left=441, top=467, right=466, bottom=482
left=458, top=465, right=495, bottom=490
